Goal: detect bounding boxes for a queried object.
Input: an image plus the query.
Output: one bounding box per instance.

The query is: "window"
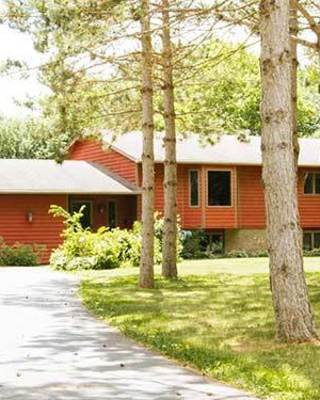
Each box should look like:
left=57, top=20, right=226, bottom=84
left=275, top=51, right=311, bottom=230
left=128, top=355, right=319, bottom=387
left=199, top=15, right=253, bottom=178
left=303, top=231, right=320, bottom=250
left=207, top=171, right=231, bottom=206
left=304, top=173, right=320, bottom=194
left=189, top=170, right=199, bottom=207
left=70, top=201, right=92, bottom=229
left=108, top=201, right=117, bottom=229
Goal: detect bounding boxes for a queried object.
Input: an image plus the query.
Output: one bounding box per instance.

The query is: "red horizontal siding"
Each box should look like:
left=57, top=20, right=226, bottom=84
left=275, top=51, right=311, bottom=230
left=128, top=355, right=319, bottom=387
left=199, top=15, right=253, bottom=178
left=179, top=165, right=202, bottom=229
left=237, top=166, right=265, bottom=228
left=69, top=139, right=138, bottom=184
left=298, top=168, right=320, bottom=228
left=237, top=166, right=320, bottom=230
left=69, top=194, right=137, bottom=230
left=204, top=166, right=237, bottom=229
left=139, top=164, right=237, bottom=230
left=68, top=141, right=320, bottom=231
left=0, top=195, right=67, bottom=264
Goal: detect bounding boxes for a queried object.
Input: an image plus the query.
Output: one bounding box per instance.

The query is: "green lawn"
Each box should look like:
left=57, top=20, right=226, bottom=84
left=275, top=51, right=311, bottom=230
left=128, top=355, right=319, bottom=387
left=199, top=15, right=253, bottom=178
left=80, top=257, right=320, bottom=400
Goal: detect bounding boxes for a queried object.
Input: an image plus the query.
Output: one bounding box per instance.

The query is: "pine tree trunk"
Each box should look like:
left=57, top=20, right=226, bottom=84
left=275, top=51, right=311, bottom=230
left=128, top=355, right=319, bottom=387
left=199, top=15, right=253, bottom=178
left=290, top=0, right=299, bottom=167
left=260, top=0, right=318, bottom=342
left=161, top=0, right=178, bottom=279
left=139, top=0, right=155, bottom=289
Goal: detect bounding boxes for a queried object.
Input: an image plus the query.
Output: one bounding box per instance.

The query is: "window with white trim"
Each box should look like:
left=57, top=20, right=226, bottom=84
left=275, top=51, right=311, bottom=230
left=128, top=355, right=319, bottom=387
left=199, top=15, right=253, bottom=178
left=189, top=170, right=199, bottom=207
left=207, top=171, right=231, bottom=206
left=303, top=231, right=320, bottom=250
left=304, top=173, right=320, bottom=194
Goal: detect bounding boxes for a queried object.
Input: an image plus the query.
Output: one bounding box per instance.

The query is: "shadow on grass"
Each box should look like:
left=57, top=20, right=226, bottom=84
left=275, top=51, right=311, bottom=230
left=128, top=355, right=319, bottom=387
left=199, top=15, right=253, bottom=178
left=81, top=272, right=320, bottom=400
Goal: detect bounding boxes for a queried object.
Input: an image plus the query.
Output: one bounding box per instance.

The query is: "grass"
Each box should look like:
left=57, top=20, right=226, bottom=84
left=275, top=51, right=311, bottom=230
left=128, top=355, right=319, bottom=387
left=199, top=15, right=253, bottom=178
left=80, top=257, right=320, bottom=400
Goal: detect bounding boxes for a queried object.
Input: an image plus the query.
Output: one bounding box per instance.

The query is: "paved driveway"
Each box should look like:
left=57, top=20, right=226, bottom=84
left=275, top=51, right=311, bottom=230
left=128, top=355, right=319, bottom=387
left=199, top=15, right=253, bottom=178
left=0, top=267, right=257, bottom=400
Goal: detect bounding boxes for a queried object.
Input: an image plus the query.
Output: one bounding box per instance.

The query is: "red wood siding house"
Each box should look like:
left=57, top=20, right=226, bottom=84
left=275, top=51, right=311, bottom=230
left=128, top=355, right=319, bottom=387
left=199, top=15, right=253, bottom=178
left=2, top=133, right=320, bottom=264
left=69, top=133, right=320, bottom=253
left=0, top=159, right=139, bottom=263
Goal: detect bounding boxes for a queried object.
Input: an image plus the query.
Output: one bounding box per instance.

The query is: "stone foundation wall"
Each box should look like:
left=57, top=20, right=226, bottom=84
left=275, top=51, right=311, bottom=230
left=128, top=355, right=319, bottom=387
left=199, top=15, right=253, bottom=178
left=224, top=229, right=267, bottom=253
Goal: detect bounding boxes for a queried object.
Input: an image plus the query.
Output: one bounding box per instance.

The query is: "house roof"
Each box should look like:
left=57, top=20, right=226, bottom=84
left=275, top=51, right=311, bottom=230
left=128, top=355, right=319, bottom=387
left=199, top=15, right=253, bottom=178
left=0, top=159, right=139, bottom=194
left=102, top=131, right=320, bottom=166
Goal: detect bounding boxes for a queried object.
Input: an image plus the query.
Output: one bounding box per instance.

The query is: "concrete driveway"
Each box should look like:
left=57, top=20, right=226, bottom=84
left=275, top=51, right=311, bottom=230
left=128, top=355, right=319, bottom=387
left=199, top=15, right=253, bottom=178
left=0, top=267, right=258, bottom=400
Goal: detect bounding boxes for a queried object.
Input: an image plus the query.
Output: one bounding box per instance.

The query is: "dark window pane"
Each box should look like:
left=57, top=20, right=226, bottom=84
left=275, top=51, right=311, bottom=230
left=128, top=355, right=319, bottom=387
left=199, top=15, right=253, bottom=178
left=71, top=201, right=92, bottom=229
left=304, top=173, right=314, bottom=194
left=208, top=171, right=231, bottom=206
left=315, top=174, right=320, bottom=194
left=303, top=233, right=312, bottom=251
left=314, top=233, right=320, bottom=249
left=190, top=170, right=199, bottom=206
left=108, top=201, right=117, bottom=229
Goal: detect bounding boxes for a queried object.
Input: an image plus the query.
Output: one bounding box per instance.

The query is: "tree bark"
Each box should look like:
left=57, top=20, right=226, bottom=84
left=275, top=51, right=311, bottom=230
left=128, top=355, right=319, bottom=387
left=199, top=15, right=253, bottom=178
left=290, top=0, right=299, bottom=167
left=139, top=0, right=155, bottom=289
left=260, top=0, right=317, bottom=342
left=161, top=0, right=178, bottom=279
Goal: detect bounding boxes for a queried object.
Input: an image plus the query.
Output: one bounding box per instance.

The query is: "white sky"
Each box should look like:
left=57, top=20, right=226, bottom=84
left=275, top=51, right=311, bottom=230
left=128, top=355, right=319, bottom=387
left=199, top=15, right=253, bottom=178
left=0, top=24, right=46, bottom=118
left=0, top=15, right=313, bottom=119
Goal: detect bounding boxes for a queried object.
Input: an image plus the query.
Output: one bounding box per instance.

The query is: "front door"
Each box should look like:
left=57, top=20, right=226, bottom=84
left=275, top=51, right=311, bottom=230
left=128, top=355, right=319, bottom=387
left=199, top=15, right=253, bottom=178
left=107, top=201, right=117, bottom=229
left=70, top=200, right=92, bottom=229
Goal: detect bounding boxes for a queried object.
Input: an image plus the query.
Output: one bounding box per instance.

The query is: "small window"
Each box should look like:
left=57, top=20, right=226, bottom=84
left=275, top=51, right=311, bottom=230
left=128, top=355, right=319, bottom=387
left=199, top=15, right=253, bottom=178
left=189, top=170, right=199, bottom=207
left=108, top=201, right=117, bottom=229
left=303, top=231, right=320, bottom=250
left=71, top=201, right=92, bottom=229
left=207, top=171, right=231, bottom=206
left=303, top=232, right=312, bottom=251
left=314, top=233, right=320, bottom=249
left=304, top=173, right=320, bottom=194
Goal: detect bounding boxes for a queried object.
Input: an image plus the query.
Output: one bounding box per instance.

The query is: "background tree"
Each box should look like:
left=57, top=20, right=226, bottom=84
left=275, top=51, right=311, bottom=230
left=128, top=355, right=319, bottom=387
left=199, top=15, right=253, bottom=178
left=0, top=117, right=69, bottom=159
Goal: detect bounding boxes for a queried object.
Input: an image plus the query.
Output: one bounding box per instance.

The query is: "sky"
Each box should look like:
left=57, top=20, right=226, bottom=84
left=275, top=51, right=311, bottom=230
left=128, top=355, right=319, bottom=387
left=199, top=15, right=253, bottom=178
left=0, top=13, right=313, bottom=120
left=0, top=24, right=46, bottom=118
left=0, top=21, right=259, bottom=119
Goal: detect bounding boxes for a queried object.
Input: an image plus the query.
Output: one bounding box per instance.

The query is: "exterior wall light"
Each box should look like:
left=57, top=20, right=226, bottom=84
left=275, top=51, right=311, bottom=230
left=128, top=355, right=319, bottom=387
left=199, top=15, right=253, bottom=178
left=27, top=211, right=33, bottom=223
left=98, top=204, right=105, bottom=214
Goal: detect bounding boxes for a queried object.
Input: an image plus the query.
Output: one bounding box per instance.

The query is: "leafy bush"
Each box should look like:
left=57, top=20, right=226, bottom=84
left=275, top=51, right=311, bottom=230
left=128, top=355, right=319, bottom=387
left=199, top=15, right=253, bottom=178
left=0, top=238, right=43, bottom=266
left=304, top=248, right=320, bottom=257
left=49, top=206, right=181, bottom=271
left=223, top=249, right=268, bottom=258
left=181, top=230, right=223, bottom=259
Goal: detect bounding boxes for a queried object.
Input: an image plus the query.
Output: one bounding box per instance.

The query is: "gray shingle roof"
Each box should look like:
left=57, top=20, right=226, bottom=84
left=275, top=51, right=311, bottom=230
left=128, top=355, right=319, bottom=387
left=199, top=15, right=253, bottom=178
left=103, top=131, right=320, bottom=166
left=0, top=159, right=139, bottom=194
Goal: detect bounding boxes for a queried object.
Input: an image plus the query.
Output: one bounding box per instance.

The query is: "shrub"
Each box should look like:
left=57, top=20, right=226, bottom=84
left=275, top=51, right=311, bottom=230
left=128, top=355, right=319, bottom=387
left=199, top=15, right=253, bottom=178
left=0, top=238, right=43, bottom=266
left=181, top=230, right=223, bottom=259
left=224, top=249, right=268, bottom=258
left=49, top=206, right=181, bottom=271
left=304, top=248, right=320, bottom=257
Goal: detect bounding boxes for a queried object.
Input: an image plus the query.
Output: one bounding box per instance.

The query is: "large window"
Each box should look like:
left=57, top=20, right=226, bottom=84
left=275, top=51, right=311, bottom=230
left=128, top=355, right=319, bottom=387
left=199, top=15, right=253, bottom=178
left=70, top=200, right=92, bottom=229
left=303, top=231, right=320, bottom=250
left=189, top=170, right=199, bottom=207
left=304, top=173, right=320, bottom=194
left=207, top=171, right=231, bottom=206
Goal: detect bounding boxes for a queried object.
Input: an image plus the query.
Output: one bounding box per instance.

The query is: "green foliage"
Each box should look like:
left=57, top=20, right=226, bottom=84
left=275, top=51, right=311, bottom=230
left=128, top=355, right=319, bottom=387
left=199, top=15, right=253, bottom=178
left=0, top=117, right=70, bottom=159
left=81, top=265, right=320, bottom=400
left=49, top=205, right=181, bottom=271
left=304, top=248, right=320, bottom=257
left=181, top=230, right=223, bottom=259
left=5, top=1, right=320, bottom=139
left=49, top=205, right=123, bottom=270
left=224, top=249, right=267, bottom=258
left=0, top=238, right=43, bottom=266
left=173, top=40, right=320, bottom=137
